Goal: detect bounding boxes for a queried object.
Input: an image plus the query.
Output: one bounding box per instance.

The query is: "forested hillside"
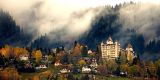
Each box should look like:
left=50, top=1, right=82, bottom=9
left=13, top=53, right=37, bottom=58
left=0, top=11, right=32, bottom=47
left=0, top=3, right=160, bottom=60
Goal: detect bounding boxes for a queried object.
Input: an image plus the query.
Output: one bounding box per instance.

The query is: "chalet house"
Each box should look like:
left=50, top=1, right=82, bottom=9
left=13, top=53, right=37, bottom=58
left=90, top=58, right=98, bottom=68
left=54, top=60, right=62, bottom=67
left=35, top=64, right=47, bottom=70
left=19, top=54, right=29, bottom=61
left=60, top=68, right=70, bottom=73
left=82, top=66, right=91, bottom=73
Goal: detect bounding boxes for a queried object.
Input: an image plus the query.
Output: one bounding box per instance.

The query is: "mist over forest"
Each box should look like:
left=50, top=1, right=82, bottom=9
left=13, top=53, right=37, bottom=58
left=0, top=2, right=160, bottom=60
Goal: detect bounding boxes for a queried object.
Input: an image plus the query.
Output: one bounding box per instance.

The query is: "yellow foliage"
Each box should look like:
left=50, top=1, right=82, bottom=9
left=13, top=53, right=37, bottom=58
left=47, top=55, right=53, bottom=61
left=120, top=64, right=129, bottom=72
left=32, top=50, right=42, bottom=62
left=78, top=59, right=86, bottom=67
left=127, top=52, right=134, bottom=61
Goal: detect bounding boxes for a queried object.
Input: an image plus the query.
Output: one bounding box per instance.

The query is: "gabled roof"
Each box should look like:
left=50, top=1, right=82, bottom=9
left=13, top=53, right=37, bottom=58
left=107, top=36, right=113, bottom=42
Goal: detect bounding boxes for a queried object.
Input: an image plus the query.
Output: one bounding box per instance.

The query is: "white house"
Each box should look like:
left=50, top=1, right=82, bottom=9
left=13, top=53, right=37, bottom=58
left=60, top=68, right=70, bottom=73
left=54, top=60, right=62, bottom=67
left=90, top=58, right=98, bottom=68
left=19, top=54, right=29, bottom=61
left=82, top=67, right=91, bottom=73
left=35, top=64, right=47, bottom=70
left=88, top=50, right=93, bottom=54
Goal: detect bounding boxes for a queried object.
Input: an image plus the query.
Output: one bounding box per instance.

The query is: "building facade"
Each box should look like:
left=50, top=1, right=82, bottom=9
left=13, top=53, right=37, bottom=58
left=101, top=37, right=120, bottom=60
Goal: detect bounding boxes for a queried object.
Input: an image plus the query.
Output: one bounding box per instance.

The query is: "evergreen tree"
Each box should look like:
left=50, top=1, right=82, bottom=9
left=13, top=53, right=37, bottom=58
left=118, top=51, right=127, bottom=65
left=61, top=54, right=69, bottom=64
left=0, top=10, right=32, bottom=47
left=81, top=46, right=88, bottom=57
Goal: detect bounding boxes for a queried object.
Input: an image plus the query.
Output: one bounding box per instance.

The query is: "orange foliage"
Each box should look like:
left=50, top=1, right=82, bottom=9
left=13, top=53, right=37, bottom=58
left=13, top=47, right=29, bottom=57
left=0, top=45, right=29, bottom=58
left=32, top=75, right=40, bottom=80
left=0, top=45, right=13, bottom=58
left=72, top=43, right=81, bottom=55
left=0, top=67, right=19, bottom=80
left=0, top=70, right=9, bottom=80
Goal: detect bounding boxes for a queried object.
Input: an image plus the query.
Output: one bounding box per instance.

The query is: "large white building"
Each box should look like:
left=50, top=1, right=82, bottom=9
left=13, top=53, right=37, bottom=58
left=100, top=37, right=135, bottom=61
left=100, top=37, right=120, bottom=60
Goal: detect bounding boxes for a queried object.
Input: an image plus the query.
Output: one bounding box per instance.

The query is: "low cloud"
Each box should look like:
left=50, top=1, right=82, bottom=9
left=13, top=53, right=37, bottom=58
left=118, top=3, right=160, bottom=43
left=0, top=0, right=160, bottom=46
left=0, top=0, right=103, bottom=43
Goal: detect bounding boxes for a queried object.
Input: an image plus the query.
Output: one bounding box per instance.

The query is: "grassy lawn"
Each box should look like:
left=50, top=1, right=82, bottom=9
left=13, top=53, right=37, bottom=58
left=106, top=77, right=130, bottom=80
left=19, top=66, right=131, bottom=80
left=73, top=74, right=130, bottom=80
left=73, top=73, right=82, bottom=78
left=92, top=75, right=130, bottom=80
left=20, top=72, right=131, bottom=80
left=20, top=66, right=54, bottom=80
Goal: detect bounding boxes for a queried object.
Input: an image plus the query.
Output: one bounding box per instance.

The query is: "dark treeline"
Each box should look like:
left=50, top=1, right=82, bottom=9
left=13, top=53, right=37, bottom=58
left=0, top=10, right=32, bottom=47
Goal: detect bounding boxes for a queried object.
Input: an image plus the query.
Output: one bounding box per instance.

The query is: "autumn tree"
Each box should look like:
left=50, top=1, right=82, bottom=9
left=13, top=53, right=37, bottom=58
left=32, top=75, right=40, bottom=80
left=155, top=59, right=160, bottom=78
left=146, top=61, right=156, bottom=78
left=97, top=65, right=108, bottom=76
left=120, top=64, right=129, bottom=72
left=71, top=42, right=82, bottom=64
left=78, top=59, right=86, bottom=68
left=128, top=65, right=141, bottom=77
left=0, top=69, right=9, bottom=80
left=0, top=45, right=13, bottom=58
left=0, top=68, right=19, bottom=80
left=47, top=55, right=54, bottom=62
left=106, top=60, right=118, bottom=74
left=72, top=42, right=81, bottom=55
left=13, top=47, right=29, bottom=57
left=32, top=50, right=42, bottom=63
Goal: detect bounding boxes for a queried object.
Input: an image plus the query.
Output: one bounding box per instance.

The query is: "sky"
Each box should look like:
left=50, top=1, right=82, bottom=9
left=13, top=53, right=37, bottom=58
left=50, top=0, right=160, bottom=7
